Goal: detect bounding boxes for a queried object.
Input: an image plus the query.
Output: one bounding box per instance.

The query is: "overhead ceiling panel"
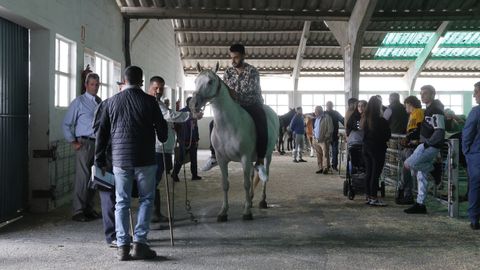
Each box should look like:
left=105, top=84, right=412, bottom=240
left=116, top=0, right=480, bottom=76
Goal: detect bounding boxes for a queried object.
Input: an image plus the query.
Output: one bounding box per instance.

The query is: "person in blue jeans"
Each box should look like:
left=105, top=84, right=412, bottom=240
left=462, top=81, right=480, bottom=230
left=404, top=85, right=445, bottom=214
left=289, top=107, right=307, bottom=163
left=96, top=66, right=168, bottom=260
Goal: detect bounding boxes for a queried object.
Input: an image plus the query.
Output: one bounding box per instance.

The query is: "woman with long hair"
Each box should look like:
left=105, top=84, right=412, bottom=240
left=361, top=96, right=391, bottom=206
left=346, top=100, right=367, bottom=146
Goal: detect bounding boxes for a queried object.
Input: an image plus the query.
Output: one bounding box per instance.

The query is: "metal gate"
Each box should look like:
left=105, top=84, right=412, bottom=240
left=0, top=17, right=29, bottom=223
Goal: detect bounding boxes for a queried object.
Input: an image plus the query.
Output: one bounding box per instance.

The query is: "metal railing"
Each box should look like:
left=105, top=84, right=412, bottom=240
left=338, top=129, right=461, bottom=218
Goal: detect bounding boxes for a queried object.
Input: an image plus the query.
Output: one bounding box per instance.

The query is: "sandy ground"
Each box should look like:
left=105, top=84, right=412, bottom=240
left=1, top=150, right=479, bottom=270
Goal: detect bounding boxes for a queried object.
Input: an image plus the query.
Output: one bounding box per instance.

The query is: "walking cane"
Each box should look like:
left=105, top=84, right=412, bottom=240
left=162, top=145, right=175, bottom=246
left=129, top=208, right=134, bottom=242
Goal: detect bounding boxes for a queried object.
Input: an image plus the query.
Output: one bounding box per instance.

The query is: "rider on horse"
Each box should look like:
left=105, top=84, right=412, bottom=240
left=202, top=44, right=269, bottom=181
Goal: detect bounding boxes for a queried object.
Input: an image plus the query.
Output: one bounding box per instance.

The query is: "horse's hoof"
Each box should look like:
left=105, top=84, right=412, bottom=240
left=259, top=200, right=268, bottom=209
left=217, top=215, right=228, bottom=222
left=242, top=213, right=253, bottom=220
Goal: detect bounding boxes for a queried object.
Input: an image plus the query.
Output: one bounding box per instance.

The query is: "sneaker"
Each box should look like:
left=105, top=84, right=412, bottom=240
left=323, top=169, right=329, bottom=174
left=72, top=213, right=93, bottom=222
left=369, top=199, right=387, bottom=207
left=256, top=164, right=268, bottom=182
left=132, top=242, right=157, bottom=260
left=151, top=213, right=169, bottom=223
left=117, top=245, right=131, bottom=261
left=201, top=157, right=218, bottom=171
left=315, top=169, right=323, bottom=174
left=171, top=174, right=180, bottom=182
left=108, top=240, right=117, bottom=248
left=404, top=203, right=427, bottom=214
left=150, top=223, right=169, bottom=230
left=396, top=196, right=414, bottom=205
left=293, top=159, right=299, bottom=163
left=192, top=175, right=202, bottom=181
left=298, top=159, right=307, bottom=162
left=470, top=223, right=480, bottom=230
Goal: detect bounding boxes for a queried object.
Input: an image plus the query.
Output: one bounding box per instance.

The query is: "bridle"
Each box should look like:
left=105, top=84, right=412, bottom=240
left=195, top=72, right=224, bottom=112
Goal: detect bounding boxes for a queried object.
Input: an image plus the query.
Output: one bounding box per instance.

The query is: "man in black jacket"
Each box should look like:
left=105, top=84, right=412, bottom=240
left=95, top=66, right=168, bottom=260
left=404, top=85, right=445, bottom=214
left=383, top=93, right=409, bottom=134
left=325, top=101, right=344, bottom=171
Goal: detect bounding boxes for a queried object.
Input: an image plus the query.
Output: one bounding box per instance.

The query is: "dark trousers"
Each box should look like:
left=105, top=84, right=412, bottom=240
left=242, top=104, right=268, bottom=159
left=330, top=138, right=339, bottom=169
left=363, top=147, right=386, bottom=197
left=73, top=138, right=96, bottom=215
left=173, top=142, right=198, bottom=177
left=466, top=154, right=480, bottom=224
left=155, top=152, right=173, bottom=186
left=208, top=120, right=215, bottom=158
left=99, top=189, right=116, bottom=243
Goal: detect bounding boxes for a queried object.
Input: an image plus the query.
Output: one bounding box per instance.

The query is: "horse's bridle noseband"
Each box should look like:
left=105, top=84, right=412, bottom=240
left=196, top=73, right=224, bottom=112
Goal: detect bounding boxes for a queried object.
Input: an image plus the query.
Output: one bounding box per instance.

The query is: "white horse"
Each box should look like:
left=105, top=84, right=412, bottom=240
left=191, top=64, right=279, bottom=222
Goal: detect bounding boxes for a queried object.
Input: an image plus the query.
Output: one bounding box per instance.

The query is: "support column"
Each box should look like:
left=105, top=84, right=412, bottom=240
left=124, top=17, right=131, bottom=67
left=404, top=21, right=450, bottom=94
left=292, top=21, right=311, bottom=107
left=326, top=0, right=377, bottom=101
left=29, top=29, right=55, bottom=212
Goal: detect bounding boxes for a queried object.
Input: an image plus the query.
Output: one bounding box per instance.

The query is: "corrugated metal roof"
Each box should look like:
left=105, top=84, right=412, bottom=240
left=116, top=0, right=480, bottom=76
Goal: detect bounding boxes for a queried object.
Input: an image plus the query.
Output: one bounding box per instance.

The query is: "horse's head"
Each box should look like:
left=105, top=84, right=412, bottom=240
left=190, top=62, right=221, bottom=114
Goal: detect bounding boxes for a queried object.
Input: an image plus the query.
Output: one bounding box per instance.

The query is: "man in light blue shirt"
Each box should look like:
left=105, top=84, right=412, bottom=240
left=63, top=73, right=101, bottom=222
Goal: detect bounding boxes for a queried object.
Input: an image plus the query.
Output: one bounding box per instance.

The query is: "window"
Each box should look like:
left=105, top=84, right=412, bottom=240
left=262, top=94, right=289, bottom=115
left=438, top=94, right=463, bottom=115
left=96, top=53, right=121, bottom=99
left=55, top=35, right=76, bottom=107
left=301, top=94, right=346, bottom=116
left=84, top=49, right=121, bottom=100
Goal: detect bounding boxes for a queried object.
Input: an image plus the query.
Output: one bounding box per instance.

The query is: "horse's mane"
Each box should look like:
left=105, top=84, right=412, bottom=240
left=203, top=70, right=237, bottom=102
left=278, top=108, right=296, bottom=127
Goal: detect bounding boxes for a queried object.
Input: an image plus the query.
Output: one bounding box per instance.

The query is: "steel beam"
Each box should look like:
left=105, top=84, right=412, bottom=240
left=292, top=21, right=311, bottom=107
left=120, top=7, right=350, bottom=21
left=326, top=0, right=378, bottom=100
left=403, top=21, right=450, bottom=94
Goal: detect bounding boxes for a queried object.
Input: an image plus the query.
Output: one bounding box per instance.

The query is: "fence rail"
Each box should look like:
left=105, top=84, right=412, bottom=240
left=338, top=129, right=462, bottom=218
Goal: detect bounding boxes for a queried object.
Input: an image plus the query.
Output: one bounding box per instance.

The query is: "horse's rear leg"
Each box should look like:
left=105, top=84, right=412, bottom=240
left=259, top=155, right=272, bottom=209
left=242, top=160, right=253, bottom=220
left=217, top=160, right=229, bottom=222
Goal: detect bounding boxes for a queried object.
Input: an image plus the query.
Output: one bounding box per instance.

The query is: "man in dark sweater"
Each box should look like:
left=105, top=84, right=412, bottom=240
left=404, top=85, right=445, bottom=214
left=383, top=93, right=409, bottom=134
left=96, top=66, right=168, bottom=260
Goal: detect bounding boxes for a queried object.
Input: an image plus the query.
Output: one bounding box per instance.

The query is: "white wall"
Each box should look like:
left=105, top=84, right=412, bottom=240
left=0, top=0, right=184, bottom=212
left=130, top=19, right=184, bottom=92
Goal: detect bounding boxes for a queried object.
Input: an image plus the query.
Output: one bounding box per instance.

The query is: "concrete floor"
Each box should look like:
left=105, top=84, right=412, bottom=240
left=1, top=150, right=479, bottom=270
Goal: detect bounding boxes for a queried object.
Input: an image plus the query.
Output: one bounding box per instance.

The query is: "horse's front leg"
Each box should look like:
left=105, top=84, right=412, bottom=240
left=242, top=158, right=253, bottom=220
left=217, top=159, right=229, bottom=222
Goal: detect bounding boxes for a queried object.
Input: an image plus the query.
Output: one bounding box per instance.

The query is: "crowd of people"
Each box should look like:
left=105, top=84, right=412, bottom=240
left=62, top=42, right=480, bottom=262
left=282, top=83, right=480, bottom=225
